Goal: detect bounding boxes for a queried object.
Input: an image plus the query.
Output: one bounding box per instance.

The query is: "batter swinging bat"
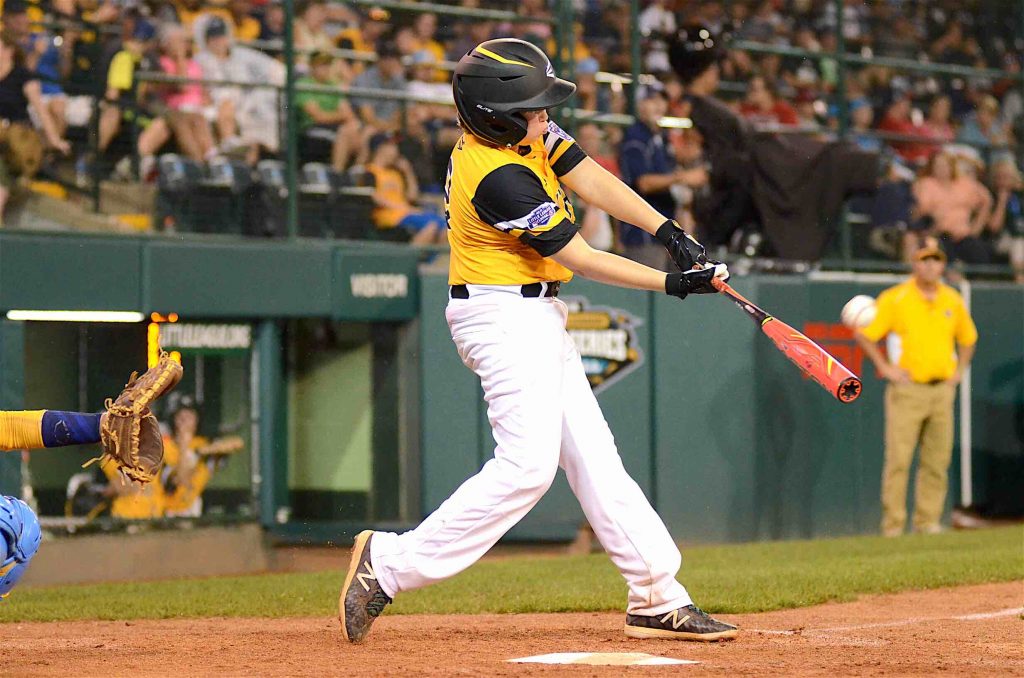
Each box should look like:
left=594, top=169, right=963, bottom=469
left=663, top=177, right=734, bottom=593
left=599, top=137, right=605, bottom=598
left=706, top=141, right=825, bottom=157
left=711, top=278, right=862, bottom=403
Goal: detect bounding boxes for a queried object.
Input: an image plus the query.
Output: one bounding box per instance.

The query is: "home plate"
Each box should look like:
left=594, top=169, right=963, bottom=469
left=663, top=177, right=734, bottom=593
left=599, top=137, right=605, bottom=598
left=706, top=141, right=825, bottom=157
left=508, top=652, right=698, bottom=666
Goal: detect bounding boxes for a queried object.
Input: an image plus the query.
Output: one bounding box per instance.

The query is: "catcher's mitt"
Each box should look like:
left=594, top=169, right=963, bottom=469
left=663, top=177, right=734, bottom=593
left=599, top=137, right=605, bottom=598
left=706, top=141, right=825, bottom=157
left=86, top=352, right=183, bottom=484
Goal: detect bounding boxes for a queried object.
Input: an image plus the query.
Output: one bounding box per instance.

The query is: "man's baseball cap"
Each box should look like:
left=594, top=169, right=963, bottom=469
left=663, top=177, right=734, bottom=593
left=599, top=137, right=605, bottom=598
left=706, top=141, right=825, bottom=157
left=205, top=16, right=229, bottom=40
left=914, top=243, right=947, bottom=262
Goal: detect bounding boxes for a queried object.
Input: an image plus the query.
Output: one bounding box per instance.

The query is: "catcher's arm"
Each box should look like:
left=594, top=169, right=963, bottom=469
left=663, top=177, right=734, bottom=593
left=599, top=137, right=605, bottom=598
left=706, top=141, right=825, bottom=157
left=0, top=410, right=102, bottom=451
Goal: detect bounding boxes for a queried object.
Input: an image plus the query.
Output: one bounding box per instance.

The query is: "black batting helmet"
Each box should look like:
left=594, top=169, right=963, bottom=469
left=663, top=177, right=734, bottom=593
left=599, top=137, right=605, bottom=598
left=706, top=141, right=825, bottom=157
left=452, top=38, right=576, bottom=147
left=668, top=24, right=723, bottom=85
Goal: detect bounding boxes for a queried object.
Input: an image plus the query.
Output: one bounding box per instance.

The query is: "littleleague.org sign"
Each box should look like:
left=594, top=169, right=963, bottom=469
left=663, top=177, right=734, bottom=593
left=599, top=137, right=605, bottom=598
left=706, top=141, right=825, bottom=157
left=161, top=324, right=252, bottom=350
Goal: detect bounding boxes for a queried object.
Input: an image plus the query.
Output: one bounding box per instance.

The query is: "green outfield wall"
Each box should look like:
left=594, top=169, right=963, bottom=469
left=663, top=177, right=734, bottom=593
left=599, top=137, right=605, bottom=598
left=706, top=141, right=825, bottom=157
left=419, top=273, right=1024, bottom=543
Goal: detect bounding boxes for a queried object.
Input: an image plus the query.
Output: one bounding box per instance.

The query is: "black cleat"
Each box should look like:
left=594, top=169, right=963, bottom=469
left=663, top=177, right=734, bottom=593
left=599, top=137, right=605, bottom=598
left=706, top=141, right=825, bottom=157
left=624, top=604, right=739, bottom=641
left=339, top=530, right=392, bottom=643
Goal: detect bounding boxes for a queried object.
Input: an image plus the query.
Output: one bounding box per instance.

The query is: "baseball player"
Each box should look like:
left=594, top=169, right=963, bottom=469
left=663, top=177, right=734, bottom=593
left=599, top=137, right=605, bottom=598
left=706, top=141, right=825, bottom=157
left=340, top=38, right=737, bottom=643
left=0, top=354, right=182, bottom=600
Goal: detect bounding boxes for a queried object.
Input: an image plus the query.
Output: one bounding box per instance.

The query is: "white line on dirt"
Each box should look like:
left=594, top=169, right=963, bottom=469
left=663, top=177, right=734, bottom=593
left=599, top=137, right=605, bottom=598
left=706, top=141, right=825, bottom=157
left=749, top=607, right=1023, bottom=636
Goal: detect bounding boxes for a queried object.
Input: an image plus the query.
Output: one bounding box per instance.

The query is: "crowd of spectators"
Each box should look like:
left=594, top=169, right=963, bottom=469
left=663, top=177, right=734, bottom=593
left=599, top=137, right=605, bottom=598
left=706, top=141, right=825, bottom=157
left=0, top=0, right=1018, bottom=273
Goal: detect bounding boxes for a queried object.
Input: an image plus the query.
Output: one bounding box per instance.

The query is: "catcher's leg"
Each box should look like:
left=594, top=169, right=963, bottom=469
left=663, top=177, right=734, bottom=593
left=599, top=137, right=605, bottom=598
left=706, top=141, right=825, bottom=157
left=0, top=410, right=101, bottom=451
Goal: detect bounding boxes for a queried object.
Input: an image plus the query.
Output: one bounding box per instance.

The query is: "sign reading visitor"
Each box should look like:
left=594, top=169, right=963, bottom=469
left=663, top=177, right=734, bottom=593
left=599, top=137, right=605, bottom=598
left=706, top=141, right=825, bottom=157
left=349, top=273, right=409, bottom=299
left=160, top=323, right=252, bottom=352
left=564, top=297, right=644, bottom=393
left=334, top=250, right=419, bottom=320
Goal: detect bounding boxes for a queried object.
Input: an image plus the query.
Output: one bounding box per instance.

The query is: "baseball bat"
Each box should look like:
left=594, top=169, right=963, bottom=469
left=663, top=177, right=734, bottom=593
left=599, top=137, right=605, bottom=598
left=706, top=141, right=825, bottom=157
left=711, top=277, right=862, bottom=403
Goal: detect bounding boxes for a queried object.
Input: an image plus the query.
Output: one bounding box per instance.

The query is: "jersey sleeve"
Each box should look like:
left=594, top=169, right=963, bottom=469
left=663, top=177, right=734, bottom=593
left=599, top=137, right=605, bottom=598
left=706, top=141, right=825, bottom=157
left=543, top=121, right=587, bottom=177
left=471, top=164, right=579, bottom=256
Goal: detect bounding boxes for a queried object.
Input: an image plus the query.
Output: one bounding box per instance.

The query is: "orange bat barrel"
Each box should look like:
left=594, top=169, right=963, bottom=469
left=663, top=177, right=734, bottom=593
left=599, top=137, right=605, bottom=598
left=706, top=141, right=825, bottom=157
left=760, top=317, right=863, bottom=403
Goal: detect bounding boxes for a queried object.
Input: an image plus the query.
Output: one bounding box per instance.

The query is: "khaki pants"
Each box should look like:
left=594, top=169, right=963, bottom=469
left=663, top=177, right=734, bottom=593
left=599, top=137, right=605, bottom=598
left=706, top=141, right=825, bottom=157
left=882, top=382, right=956, bottom=535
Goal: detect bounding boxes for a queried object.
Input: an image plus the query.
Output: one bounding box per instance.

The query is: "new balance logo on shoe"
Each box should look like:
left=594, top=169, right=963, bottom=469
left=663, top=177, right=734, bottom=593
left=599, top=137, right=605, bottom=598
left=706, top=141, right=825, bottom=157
left=624, top=604, right=739, bottom=642
left=356, top=562, right=376, bottom=592
left=660, top=610, right=692, bottom=630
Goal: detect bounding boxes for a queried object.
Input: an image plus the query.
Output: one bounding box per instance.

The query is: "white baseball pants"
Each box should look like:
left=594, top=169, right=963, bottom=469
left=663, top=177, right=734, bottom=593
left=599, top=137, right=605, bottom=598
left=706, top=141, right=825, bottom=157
left=370, top=290, right=692, bottom=614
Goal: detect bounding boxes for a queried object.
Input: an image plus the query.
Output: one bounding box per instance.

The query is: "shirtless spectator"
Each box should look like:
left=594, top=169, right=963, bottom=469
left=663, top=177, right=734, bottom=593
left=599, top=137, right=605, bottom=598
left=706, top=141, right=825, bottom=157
left=912, top=152, right=993, bottom=265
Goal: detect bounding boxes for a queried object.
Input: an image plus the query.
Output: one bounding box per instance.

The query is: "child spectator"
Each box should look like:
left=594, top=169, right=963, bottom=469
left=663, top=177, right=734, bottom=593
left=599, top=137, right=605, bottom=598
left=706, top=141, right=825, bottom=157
left=365, top=133, right=445, bottom=244
left=296, top=51, right=365, bottom=172
left=156, top=22, right=216, bottom=162
left=101, top=19, right=166, bottom=180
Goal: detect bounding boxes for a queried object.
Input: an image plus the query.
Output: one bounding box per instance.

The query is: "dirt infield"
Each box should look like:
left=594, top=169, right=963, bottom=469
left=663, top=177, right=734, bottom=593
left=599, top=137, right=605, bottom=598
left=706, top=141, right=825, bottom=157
left=2, top=581, right=1020, bottom=676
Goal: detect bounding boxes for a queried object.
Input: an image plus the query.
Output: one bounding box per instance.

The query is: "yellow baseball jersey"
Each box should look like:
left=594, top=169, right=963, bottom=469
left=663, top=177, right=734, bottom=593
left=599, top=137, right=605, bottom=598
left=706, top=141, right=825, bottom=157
left=444, top=121, right=587, bottom=285
left=861, top=279, right=978, bottom=383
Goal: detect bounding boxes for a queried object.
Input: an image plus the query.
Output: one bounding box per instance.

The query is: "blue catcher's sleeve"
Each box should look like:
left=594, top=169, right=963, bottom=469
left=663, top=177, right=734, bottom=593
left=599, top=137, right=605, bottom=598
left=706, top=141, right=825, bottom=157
left=0, top=410, right=102, bottom=450
left=0, top=495, right=41, bottom=600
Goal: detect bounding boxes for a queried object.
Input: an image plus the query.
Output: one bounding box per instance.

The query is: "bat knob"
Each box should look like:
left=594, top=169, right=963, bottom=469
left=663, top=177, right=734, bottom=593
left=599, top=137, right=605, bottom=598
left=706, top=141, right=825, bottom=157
left=837, top=378, right=863, bottom=403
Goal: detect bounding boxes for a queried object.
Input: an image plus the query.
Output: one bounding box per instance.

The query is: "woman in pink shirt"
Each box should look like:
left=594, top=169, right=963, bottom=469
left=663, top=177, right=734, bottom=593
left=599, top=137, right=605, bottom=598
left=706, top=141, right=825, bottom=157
left=154, top=23, right=215, bottom=162
left=911, top=152, right=993, bottom=264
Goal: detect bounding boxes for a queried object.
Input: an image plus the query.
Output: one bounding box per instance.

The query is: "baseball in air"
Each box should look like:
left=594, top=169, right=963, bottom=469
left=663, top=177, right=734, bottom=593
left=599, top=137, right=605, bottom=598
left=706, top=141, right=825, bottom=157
left=841, top=295, right=877, bottom=329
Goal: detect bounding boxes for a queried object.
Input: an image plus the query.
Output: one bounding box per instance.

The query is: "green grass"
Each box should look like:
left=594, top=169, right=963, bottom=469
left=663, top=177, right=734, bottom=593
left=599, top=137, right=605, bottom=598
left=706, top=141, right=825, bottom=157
left=2, top=526, right=1021, bottom=623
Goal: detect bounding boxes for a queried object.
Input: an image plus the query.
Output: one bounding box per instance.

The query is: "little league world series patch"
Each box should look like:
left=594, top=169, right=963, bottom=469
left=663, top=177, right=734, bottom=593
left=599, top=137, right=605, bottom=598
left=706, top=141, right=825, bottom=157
left=563, top=297, right=644, bottom=394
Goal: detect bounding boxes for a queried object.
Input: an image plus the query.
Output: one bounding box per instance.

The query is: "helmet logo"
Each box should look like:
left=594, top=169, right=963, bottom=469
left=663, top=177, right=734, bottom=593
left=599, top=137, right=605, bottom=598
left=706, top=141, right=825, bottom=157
left=475, top=104, right=494, bottom=113
left=545, top=61, right=555, bottom=78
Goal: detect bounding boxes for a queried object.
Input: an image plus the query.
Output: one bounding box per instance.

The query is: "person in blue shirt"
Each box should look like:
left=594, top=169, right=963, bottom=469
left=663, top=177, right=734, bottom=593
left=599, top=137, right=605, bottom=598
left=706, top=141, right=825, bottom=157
left=617, top=86, right=687, bottom=268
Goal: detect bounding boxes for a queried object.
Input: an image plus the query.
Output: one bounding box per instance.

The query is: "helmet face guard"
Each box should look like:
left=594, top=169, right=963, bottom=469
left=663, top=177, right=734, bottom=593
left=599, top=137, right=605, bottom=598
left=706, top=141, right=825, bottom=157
left=453, top=39, right=577, bottom=147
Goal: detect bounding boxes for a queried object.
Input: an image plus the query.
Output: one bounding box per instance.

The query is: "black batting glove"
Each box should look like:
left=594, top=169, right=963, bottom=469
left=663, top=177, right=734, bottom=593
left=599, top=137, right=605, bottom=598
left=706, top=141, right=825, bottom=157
left=665, top=267, right=720, bottom=299
left=655, top=219, right=708, bottom=271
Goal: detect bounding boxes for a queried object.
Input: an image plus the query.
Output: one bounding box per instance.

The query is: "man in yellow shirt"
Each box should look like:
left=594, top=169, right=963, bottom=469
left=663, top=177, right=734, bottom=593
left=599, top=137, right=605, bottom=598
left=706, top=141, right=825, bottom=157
left=856, top=242, right=978, bottom=536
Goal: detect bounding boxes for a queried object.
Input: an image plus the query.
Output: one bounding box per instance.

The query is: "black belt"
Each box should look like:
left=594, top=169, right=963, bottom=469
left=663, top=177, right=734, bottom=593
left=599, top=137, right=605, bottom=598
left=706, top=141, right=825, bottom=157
left=449, top=282, right=560, bottom=299
left=919, top=379, right=946, bottom=386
